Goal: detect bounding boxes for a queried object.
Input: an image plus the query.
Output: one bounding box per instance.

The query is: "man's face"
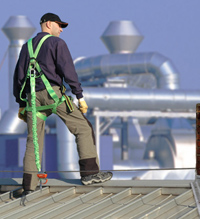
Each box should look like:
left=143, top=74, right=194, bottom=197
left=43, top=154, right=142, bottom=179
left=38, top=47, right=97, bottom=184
left=50, top=22, right=63, bottom=37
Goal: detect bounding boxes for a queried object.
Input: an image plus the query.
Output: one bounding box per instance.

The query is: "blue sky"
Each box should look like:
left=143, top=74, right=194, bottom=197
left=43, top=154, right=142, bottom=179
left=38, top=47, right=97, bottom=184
left=0, top=0, right=199, bottom=114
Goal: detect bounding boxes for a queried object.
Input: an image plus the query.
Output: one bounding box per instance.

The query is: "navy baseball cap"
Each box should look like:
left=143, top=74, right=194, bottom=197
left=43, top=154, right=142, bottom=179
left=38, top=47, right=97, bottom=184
left=40, top=13, right=68, bottom=28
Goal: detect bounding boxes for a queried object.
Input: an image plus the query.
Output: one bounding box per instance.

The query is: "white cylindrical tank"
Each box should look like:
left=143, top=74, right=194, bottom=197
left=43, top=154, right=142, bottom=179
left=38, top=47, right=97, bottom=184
left=0, top=16, right=35, bottom=134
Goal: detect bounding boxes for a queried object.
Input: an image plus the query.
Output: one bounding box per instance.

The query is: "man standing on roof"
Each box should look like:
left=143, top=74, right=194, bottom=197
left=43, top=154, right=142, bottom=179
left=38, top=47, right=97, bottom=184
left=13, top=13, right=112, bottom=193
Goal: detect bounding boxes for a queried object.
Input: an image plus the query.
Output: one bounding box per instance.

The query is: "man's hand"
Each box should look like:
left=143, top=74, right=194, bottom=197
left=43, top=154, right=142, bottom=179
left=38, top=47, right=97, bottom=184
left=78, top=98, right=88, bottom=114
left=18, top=107, right=27, bottom=123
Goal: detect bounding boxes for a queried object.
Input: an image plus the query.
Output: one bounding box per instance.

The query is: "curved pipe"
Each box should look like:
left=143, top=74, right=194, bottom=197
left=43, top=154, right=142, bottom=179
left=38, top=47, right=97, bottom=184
left=75, top=52, right=180, bottom=90
left=82, top=87, right=200, bottom=112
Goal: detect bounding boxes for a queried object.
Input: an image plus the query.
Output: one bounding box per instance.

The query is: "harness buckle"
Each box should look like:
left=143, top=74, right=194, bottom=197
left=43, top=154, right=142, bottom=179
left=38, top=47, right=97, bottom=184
left=37, top=172, right=48, bottom=191
left=30, top=67, right=43, bottom=78
left=30, top=68, right=36, bottom=77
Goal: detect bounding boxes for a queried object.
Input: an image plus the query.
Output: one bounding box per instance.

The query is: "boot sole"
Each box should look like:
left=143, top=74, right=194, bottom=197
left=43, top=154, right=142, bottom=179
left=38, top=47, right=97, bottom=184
left=82, top=175, right=112, bottom=185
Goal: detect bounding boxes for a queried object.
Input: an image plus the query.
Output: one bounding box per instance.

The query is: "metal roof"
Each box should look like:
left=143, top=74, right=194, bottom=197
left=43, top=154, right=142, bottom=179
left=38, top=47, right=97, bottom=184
left=0, top=178, right=199, bottom=218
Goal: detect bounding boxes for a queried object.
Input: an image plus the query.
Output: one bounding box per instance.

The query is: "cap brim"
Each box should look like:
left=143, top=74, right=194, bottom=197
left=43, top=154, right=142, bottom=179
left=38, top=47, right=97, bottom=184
left=55, top=21, right=68, bottom=28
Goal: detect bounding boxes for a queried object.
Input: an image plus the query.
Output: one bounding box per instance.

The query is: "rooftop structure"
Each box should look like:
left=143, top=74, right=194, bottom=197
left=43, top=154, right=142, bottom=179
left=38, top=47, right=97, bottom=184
left=0, top=178, right=199, bottom=218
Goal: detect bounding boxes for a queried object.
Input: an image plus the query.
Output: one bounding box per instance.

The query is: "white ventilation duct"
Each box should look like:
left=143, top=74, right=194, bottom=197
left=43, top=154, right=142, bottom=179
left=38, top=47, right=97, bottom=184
left=81, top=87, right=199, bottom=112
left=0, top=16, right=35, bottom=134
left=75, top=52, right=180, bottom=90
left=75, top=21, right=179, bottom=90
left=100, top=20, right=144, bottom=54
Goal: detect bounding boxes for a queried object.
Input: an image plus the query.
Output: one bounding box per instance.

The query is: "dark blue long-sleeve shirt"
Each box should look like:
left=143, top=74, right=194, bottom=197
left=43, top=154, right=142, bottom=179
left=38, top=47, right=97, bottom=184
left=13, top=32, right=83, bottom=107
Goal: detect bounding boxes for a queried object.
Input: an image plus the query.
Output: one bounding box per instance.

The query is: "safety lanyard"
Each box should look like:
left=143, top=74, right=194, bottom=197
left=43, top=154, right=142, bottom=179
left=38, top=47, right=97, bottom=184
left=27, top=35, right=53, bottom=173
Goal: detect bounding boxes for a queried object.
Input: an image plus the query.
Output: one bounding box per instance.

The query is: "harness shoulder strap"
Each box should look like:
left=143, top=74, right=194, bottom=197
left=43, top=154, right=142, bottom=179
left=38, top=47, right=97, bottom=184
left=27, top=34, right=53, bottom=73
left=28, top=34, right=52, bottom=58
left=20, top=35, right=53, bottom=103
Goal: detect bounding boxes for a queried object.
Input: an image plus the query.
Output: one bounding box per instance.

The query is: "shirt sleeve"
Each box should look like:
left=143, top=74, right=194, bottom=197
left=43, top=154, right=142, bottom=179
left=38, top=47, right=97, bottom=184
left=55, top=40, right=83, bottom=99
left=13, top=44, right=28, bottom=107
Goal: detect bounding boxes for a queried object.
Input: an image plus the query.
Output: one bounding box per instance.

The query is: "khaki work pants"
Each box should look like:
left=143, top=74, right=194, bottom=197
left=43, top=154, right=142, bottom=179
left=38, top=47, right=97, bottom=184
left=23, top=86, right=99, bottom=191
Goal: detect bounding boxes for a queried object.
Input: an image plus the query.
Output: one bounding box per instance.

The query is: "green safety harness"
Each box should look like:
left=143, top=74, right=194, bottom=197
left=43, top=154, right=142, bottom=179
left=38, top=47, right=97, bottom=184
left=20, top=35, right=74, bottom=188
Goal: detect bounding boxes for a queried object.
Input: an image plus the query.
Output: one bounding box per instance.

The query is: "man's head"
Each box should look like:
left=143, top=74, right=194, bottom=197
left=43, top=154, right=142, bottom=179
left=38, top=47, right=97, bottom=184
left=40, top=13, right=68, bottom=37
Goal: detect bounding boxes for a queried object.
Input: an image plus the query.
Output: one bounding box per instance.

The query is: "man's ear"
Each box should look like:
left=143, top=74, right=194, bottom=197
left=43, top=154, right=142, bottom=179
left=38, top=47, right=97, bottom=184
left=46, top=21, right=52, bottom=29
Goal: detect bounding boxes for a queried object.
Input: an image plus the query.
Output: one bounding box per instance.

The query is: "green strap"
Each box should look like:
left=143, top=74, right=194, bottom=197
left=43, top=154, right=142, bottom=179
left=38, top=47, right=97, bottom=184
left=21, top=35, right=74, bottom=117
left=27, top=35, right=60, bottom=113
left=27, top=38, right=34, bottom=58
left=20, top=35, right=74, bottom=173
left=26, top=103, right=57, bottom=112
left=36, top=112, right=47, bottom=121
left=30, top=74, right=41, bottom=172
left=28, top=35, right=52, bottom=73
left=20, top=35, right=52, bottom=103
left=41, top=74, right=60, bottom=104
left=35, top=35, right=52, bottom=57
left=20, top=75, right=29, bottom=103
left=27, top=35, right=53, bottom=172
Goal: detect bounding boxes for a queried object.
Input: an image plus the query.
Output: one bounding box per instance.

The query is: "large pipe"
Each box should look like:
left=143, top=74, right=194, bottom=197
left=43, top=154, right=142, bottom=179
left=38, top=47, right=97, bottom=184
left=0, top=16, right=35, bottom=134
left=75, top=52, right=180, bottom=90
left=56, top=116, right=80, bottom=179
left=82, top=87, right=200, bottom=112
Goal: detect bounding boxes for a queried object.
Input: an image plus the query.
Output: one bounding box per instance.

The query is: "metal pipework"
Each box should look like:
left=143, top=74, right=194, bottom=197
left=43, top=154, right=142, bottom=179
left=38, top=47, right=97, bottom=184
left=56, top=116, right=80, bottom=179
left=2, top=15, right=36, bottom=109
left=82, top=87, right=200, bottom=112
left=75, top=52, right=180, bottom=90
left=0, top=16, right=35, bottom=134
left=121, top=118, right=128, bottom=160
left=75, top=20, right=178, bottom=90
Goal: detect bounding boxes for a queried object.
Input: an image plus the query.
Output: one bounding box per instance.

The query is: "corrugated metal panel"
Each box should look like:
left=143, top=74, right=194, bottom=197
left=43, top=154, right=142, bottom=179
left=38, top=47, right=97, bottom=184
left=0, top=179, right=199, bottom=219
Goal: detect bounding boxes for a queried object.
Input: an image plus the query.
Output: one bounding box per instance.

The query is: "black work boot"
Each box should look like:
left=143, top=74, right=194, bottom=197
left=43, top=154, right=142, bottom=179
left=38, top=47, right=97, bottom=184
left=81, top=171, right=113, bottom=185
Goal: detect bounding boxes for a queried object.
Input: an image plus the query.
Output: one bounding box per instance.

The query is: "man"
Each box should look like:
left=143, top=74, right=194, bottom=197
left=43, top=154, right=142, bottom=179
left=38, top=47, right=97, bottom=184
left=13, top=13, right=112, bottom=193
